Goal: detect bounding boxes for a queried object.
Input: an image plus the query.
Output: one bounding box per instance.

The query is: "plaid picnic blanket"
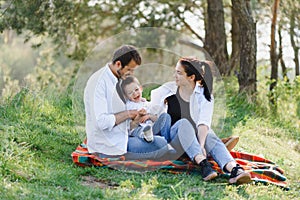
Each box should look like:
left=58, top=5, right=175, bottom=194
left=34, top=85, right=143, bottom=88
left=71, top=142, right=288, bottom=189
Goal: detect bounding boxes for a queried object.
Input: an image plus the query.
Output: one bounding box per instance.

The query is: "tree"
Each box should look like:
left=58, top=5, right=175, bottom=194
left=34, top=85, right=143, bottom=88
left=289, top=8, right=300, bottom=77
left=279, top=0, right=300, bottom=78
left=232, top=0, right=257, bottom=96
left=1, top=0, right=266, bottom=97
left=269, top=0, right=280, bottom=106
left=0, top=0, right=123, bottom=60
left=230, top=4, right=240, bottom=76
left=204, top=0, right=229, bottom=75
left=278, top=24, right=288, bottom=80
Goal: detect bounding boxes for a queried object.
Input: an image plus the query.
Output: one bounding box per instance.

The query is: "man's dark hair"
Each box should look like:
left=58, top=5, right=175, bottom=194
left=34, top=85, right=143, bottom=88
left=112, top=45, right=142, bottom=68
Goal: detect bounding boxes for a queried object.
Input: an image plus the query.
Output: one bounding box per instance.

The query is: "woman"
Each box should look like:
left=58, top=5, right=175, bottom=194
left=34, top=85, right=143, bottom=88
left=151, top=57, right=251, bottom=184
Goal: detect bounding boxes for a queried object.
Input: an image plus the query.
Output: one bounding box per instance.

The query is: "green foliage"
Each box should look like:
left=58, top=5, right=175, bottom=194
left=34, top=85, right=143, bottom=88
left=142, top=83, right=160, bottom=101
left=0, top=0, right=203, bottom=60
left=257, top=76, right=300, bottom=141
left=1, top=0, right=112, bottom=59
left=0, top=33, right=78, bottom=100
left=24, top=48, right=76, bottom=93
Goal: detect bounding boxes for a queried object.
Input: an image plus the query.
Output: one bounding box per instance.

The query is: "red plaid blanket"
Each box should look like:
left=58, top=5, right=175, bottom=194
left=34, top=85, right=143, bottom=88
left=71, top=142, right=288, bottom=189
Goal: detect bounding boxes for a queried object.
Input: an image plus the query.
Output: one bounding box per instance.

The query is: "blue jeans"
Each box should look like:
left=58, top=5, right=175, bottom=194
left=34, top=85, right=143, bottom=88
left=130, top=113, right=170, bottom=138
left=125, top=113, right=171, bottom=160
left=161, top=118, right=201, bottom=161
left=205, top=131, right=234, bottom=170
left=160, top=114, right=234, bottom=170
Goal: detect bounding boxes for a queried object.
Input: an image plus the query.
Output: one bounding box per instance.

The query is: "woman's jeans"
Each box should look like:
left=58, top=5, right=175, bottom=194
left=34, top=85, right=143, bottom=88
left=160, top=115, right=234, bottom=170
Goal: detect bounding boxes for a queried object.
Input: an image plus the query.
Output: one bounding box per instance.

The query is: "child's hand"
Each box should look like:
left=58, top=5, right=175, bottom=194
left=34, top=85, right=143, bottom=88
left=139, top=115, right=150, bottom=123
left=138, top=108, right=147, bottom=116
left=131, top=111, right=142, bottom=126
left=128, top=110, right=138, bottom=120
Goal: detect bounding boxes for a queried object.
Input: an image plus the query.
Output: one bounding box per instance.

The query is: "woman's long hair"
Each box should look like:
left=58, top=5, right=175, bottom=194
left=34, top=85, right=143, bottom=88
left=179, top=58, right=213, bottom=102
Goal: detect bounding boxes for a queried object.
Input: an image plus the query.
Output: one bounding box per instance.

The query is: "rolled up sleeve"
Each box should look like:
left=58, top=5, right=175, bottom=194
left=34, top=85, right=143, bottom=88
left=151, top=81, right=176, bottom=107
left=197, top=95, right=214, bottom=129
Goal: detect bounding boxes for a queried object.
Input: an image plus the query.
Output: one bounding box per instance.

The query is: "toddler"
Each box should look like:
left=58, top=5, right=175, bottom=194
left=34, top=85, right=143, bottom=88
left=121, top=76, right=164, bottom=142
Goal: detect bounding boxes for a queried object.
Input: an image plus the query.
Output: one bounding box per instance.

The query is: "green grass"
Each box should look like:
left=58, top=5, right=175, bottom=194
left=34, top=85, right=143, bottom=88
left=0, top=78, right=299, bottom=200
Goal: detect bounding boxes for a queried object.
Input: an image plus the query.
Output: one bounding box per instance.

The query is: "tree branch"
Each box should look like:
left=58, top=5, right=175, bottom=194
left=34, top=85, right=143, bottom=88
left=165, top=2, right=204, bottom=43
left=0, top=0, right=15, bottom=18
left=181, top=17, right=204, bottom=43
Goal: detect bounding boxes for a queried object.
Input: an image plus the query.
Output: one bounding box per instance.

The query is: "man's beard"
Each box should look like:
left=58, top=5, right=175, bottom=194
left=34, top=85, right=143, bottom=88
left=117, top=69, right=122, bottom=79
left=117, top=69, right=130, bottom=79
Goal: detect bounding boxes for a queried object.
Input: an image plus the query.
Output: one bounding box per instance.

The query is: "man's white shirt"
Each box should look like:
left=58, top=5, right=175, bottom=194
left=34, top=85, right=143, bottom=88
left=84, top=64, right=129, bottom=155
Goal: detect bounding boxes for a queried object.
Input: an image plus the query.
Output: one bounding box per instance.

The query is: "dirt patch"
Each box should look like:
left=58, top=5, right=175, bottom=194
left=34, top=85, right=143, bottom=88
left=81, top=175, right=119, bottom=189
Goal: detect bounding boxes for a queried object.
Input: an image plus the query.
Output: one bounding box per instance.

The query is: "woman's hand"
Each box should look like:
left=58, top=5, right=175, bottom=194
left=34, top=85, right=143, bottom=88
left=197, top=124, right=209, bottom=157
left=201, top=147, right=207, bottom=157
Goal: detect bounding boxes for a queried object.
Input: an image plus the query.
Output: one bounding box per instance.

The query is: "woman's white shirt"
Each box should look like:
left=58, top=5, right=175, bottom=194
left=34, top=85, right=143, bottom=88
left=150, top=81, right=214, bottom=129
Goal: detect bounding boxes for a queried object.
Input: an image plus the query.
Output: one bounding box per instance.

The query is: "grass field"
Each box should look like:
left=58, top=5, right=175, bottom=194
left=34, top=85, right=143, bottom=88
left=0, top=77, right=299, bottom=200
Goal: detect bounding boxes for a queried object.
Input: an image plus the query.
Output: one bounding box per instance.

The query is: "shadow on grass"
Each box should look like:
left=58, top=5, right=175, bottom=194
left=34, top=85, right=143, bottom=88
left=219, top=92, right=256, bottom=138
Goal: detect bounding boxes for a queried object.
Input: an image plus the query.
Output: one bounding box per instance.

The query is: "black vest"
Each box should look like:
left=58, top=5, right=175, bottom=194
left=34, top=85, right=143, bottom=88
left=165, top=90, right=197, bottom=132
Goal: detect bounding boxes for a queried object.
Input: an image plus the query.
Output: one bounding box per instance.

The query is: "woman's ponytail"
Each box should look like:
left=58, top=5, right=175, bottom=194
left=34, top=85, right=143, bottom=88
left=201, top=62, right=213, bottom=102
left=179, top=58, right=214, bottom=102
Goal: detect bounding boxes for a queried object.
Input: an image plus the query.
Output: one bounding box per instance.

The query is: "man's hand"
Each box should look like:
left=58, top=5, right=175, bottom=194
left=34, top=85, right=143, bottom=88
left=130, top=110, right=144, bottom=129
left=115, top=110, right=138, bottom=126
left=127, top=110, right=139, bottom=119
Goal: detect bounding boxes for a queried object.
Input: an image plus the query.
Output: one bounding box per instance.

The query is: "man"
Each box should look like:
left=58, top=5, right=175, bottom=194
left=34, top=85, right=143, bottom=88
left=84, top=45, right=170, bottom=160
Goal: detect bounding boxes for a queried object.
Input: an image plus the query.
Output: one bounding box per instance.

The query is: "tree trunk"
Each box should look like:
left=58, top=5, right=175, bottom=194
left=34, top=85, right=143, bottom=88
left=290, top=10, right=300, bottom=77
left=205, top=0, right=229, bottom=76
left=230, top=6, right=240, bottom=75
left=232, top=0, right=257, bottom=97
left=3, top=30, right=14, bottom=44
left=278, top=25, right=288, bottom=81
left=269, top=0, right=280, bottom=106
